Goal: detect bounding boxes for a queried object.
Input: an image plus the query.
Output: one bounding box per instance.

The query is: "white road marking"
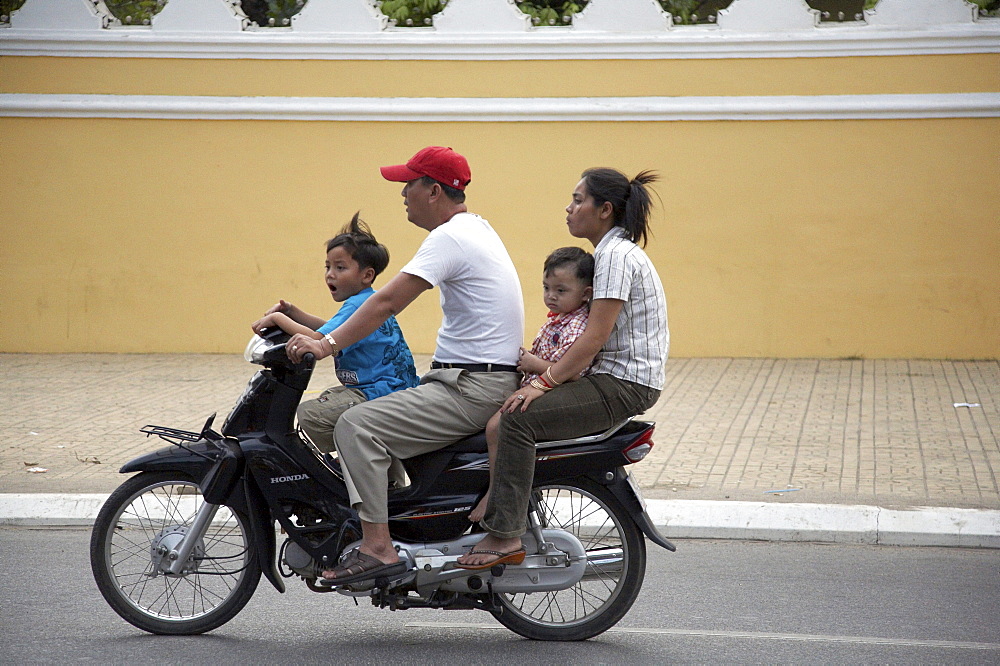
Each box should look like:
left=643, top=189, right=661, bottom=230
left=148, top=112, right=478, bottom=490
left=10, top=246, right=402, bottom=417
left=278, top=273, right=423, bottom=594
left=404, top=623, right=1000, bottom=651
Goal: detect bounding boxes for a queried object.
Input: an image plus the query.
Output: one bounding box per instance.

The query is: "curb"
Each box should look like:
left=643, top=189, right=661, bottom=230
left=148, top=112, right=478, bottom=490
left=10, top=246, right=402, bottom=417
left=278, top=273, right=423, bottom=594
left=1, top=494, right=998, bottom=549
left=646, top=500, right=1000, bottom=549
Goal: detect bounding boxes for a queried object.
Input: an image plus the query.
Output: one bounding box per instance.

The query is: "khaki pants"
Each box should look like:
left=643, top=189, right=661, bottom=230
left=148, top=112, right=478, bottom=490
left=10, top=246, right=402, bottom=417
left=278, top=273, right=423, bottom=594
left=333, top=368, right=520, bottom=524
left=297, top=385, right=408, bottom=488
left=297, top=386, right=366, bottom=453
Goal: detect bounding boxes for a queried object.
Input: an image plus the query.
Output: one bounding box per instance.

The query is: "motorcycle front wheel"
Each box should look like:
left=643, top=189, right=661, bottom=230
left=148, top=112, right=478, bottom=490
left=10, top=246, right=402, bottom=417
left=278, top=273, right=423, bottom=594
left=491, top=477, right=646, bottom=641
left=90, top=471, right=261, bottom=635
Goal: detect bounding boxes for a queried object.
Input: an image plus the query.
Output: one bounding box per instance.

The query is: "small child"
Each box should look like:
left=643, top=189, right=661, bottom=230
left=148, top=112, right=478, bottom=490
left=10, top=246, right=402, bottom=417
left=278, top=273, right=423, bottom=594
left=252, top=212, right=419, bottom=454
left=468, top=246, right=594, bottom=522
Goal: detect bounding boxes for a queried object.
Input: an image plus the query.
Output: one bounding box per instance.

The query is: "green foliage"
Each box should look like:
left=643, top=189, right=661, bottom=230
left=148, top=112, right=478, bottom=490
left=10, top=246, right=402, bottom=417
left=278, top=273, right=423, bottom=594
left=515, top=1, right=586, bottom=26
left=379, top=0, right=448, bottom=27
left=0, top=0, right=26, bottom=20
left=240, top=0, right=306, bottom=27
left=103, top=0, right=166, bottom=25
left=970, top=0, right=1000, bottom=17
left=658, top=1, right=733, bottom=24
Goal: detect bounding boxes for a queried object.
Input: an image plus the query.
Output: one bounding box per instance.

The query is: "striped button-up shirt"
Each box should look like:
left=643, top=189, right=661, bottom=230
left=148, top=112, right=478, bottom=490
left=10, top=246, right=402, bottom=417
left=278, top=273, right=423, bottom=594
left=589, top=227, right=669, bottom=390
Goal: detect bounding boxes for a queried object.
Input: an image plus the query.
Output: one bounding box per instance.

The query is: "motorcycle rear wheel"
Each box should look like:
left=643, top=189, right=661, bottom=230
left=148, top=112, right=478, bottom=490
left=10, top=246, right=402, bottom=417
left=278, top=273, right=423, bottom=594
left=491, top=478, right=646, bottom=641
left=90, top=471, right=261, bottom=635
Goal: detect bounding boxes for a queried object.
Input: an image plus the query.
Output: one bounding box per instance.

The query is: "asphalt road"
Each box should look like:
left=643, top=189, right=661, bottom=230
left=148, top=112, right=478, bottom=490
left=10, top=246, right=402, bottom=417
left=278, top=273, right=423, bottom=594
left=1, top=527, right=998, bottom=664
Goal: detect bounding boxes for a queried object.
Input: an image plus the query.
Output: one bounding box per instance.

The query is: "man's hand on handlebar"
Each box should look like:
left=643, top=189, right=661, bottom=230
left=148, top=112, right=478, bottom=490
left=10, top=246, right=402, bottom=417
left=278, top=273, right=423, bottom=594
left=286, top=333, right=330, bottom=363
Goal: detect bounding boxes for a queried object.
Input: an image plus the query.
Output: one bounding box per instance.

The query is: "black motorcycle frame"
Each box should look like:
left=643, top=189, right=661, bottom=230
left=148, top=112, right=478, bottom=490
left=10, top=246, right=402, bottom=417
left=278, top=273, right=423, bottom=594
left=123, top=328, right=675, bottom=596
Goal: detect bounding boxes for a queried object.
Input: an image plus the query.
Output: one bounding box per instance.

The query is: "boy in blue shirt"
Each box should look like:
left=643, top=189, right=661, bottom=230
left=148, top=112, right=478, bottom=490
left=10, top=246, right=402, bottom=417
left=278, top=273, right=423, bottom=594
left=252, top=213, right=419, bottom=454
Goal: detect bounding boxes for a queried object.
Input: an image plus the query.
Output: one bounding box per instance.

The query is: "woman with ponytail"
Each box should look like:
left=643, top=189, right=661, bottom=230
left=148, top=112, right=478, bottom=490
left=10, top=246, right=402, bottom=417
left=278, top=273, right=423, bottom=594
left=458, top=168, right=669, bottom=568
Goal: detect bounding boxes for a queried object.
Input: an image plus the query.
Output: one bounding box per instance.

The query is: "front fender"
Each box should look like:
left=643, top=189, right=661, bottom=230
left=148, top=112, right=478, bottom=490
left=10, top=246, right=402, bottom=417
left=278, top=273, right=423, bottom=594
left=120, top=440, right=220, bottom=481
left=122, top=439, right=284, bottom=591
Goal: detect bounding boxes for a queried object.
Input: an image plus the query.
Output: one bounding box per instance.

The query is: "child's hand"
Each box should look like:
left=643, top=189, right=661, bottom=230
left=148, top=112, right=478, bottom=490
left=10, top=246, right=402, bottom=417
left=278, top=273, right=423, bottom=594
left=516, top=348, right=548, bottom=375
left=264, top=299, right=292, bottom=316
left=252, top=312, right=286, bottom=334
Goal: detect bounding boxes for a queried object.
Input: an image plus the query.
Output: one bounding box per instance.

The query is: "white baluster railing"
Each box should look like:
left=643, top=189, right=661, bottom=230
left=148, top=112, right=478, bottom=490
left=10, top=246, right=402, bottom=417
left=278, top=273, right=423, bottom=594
left=1, top=0, right=996, bottom=59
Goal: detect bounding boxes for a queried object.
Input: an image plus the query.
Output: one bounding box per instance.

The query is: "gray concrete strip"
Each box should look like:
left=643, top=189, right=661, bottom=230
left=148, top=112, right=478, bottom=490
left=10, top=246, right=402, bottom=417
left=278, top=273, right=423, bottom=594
left=646, top=500, right=1000, bottom=548
left=3, top=494, right=997, bottom=548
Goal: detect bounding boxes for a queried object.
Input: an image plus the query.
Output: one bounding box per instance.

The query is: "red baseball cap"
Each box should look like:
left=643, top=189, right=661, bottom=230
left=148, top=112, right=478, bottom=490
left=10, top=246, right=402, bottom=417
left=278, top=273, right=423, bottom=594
left=380, top=146, right=472, bottom=191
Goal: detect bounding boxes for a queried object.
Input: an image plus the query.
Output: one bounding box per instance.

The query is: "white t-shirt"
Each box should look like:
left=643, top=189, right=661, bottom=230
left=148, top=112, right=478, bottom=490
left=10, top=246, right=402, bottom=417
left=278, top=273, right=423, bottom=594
left=401, top=212, right=524, bottom=365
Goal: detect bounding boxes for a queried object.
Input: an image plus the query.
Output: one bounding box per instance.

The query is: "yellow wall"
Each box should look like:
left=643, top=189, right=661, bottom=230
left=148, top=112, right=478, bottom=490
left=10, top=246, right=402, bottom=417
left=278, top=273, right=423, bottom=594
left=2, top=54, right=999, bottom=358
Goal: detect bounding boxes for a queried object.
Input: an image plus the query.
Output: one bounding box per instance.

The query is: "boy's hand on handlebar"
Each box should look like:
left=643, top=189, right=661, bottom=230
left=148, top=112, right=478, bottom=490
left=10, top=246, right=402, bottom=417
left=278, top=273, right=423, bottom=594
left=251, top=312, right=280, bottom=334
left=500, top=385, right=545, bottom=414
left=286, top=333, right=326, bottom=363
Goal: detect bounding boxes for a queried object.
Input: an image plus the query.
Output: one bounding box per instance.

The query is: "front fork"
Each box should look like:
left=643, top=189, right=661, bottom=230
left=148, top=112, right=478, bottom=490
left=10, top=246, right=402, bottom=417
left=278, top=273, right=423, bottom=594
left=159, top=500, right=221, bottom=576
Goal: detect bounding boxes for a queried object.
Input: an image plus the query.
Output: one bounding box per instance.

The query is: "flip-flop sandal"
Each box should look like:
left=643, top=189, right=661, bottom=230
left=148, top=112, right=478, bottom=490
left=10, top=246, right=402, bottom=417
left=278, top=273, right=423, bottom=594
left=455, top=546, right=526, bottom=571
left=319, top=548, right=407, bottom=586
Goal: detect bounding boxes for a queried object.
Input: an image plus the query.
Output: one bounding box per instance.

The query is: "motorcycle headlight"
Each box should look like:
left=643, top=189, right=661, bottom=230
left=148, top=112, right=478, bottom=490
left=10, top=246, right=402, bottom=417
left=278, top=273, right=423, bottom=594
left=244, top=335, right=269, bottom=363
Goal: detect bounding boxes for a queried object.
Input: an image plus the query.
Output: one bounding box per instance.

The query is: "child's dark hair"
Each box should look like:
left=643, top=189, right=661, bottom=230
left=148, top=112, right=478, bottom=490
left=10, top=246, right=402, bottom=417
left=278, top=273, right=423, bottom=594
left=543, top=246, right=594, bottom=285
left=580, top=168, right=659, bottom=248
left=326, top=212, right=389, bottom=277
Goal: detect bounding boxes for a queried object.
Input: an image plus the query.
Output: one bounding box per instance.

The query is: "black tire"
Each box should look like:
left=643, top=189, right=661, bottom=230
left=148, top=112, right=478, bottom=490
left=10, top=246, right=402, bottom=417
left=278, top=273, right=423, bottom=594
left=490, top=478, right=646, bottom=641
left=90, top=471, right=261, bottom=635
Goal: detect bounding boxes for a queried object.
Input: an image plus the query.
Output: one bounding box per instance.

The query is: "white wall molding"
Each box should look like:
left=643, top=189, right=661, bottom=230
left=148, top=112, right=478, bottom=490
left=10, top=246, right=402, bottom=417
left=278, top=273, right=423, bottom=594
left=2, top=0, right=998, bottom=59
left=2, top=25, right=999, bottom=59
left=3, top=92, right=998, bottom=121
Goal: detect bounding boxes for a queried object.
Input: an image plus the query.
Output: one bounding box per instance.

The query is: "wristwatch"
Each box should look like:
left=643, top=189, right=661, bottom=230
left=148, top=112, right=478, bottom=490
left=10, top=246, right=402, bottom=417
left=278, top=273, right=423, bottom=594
left=323, top=333, right=339, bottom=354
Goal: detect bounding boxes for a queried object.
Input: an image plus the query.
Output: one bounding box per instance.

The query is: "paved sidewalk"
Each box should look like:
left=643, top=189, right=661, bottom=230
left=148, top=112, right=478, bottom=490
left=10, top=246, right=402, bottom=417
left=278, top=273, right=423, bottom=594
left=1, top=354, right=998, bottom=545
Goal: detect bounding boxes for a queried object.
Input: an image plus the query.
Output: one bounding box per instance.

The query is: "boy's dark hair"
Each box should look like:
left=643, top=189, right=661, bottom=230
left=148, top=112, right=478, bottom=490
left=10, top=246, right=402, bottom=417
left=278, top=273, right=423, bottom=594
left=326, top=212, right=390, bottom=277
left=543, top=246, right=594, bottom=285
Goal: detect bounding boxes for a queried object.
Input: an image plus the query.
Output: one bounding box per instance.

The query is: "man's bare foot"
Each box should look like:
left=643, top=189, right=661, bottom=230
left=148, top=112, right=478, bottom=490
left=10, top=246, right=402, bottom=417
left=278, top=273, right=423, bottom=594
left=468, top=492, right=490, bottom=523
left=456, top=534, right=523, bottom=568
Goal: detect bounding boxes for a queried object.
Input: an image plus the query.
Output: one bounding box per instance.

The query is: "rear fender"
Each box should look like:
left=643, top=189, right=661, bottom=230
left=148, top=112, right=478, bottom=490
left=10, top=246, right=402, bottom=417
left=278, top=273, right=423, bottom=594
left=596, top=467, right=676, bottom=553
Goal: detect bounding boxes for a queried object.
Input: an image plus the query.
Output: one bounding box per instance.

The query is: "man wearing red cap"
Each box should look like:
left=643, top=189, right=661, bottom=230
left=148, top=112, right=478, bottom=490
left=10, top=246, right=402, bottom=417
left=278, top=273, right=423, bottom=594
left=286, top=146, right=524, bottom=585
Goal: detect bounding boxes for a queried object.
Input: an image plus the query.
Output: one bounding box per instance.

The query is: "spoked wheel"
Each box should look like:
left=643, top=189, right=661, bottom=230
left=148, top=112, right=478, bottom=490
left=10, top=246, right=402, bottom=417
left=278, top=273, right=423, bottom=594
left=90, top=471, right=261, bottom=635
left=491, top=478, right=646, bottom=641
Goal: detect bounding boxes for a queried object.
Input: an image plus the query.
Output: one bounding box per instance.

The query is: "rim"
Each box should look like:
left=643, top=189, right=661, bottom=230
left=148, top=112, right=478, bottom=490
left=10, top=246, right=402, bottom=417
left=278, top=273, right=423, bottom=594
left=499, top=484, right=630, bottom=628
left=101, top=480, right=251, bottom=623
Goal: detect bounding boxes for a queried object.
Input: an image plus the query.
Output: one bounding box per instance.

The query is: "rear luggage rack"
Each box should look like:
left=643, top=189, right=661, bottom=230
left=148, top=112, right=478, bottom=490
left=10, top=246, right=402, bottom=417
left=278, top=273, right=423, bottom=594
left=140, top=424, right=201, bottom=445
left=140, top=419, right=219, bottom=461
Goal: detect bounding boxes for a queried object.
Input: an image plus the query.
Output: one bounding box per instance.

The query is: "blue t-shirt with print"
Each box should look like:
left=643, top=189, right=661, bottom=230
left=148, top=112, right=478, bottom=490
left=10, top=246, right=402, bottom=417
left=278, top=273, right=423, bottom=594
left=317, top=287, right=419, bottom=401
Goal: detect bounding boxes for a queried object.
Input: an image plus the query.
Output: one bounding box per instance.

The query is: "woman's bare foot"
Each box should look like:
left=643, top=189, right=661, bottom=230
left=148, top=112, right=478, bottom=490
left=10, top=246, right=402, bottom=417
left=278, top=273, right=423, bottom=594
left=456, top=534, right=523, bottom=568
left=468, top=492, right=490, bottom=523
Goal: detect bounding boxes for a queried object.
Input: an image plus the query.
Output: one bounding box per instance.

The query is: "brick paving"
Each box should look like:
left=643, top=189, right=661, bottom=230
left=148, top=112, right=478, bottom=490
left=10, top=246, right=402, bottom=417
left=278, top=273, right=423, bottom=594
left=1, top=354, right=997, bottom=510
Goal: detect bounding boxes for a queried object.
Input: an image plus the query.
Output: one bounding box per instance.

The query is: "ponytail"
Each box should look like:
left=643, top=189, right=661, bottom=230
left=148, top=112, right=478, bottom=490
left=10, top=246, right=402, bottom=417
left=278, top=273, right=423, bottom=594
left=581, top=168, right=659, bottom=247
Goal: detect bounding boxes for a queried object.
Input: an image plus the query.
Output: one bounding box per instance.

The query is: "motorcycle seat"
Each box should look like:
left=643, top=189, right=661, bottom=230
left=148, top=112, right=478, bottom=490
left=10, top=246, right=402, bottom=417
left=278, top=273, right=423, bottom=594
left=436, top=418, right=636, bottom=455
left=442, top=431, right=488, bottom=454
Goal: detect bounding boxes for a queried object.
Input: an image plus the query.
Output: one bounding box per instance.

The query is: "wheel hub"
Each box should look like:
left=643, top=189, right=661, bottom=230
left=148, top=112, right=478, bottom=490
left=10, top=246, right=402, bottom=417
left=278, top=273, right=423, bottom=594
left=150, top=525, right=205, bottom=576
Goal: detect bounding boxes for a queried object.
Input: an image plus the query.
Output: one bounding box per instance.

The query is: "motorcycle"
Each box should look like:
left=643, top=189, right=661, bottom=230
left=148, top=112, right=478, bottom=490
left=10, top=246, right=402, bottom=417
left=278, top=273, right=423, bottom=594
left=90, top=327, right=675, bottom=641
